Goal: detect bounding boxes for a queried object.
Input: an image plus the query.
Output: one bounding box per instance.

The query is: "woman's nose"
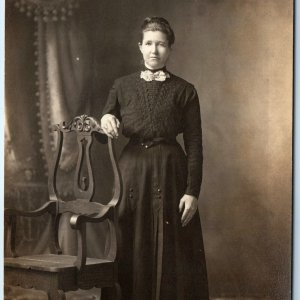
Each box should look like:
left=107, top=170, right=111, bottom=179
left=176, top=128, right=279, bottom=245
left=150, top=44, right=158, bottom=53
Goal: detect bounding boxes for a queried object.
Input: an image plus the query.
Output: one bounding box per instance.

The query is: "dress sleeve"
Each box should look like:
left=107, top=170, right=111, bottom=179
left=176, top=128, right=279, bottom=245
left=182, top=86, right=203, bottom=198
left=102, top=80, right=122, bottom=121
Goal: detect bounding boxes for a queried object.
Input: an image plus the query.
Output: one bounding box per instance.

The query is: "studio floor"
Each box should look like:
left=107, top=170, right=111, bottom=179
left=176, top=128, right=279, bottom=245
left=4, top=286, right=270, bottom=300
left=5, top=287, right=99, bottom=300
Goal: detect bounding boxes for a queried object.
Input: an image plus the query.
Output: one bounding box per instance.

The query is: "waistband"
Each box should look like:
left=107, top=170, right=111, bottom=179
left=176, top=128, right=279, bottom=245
left=129, top=137, right=177, bottom=149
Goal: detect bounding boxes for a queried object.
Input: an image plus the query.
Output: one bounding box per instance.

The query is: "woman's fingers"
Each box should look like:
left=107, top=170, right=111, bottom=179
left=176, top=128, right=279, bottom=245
left=108, top=119, right=119, bottom=137
left=179, top=195, right=198, bottom=227
left=179, top=199, right=184, bottom=213
left=101, top=127, right=114, bottom=139
left=181, top=207, right=195, bottom=227
left=106, top=121, right=115, bottom=135
left=102, top=121, right=115, bottom=138
left=101, top=114, right=120, bottom=138
left=181, top=206, right=190, bottom=224
left=182, top=213, right=193, bottom=227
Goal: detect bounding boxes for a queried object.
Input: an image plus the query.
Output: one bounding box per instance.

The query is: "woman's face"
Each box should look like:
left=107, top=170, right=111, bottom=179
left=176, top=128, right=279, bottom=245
left=139, top=30, right=171, bottom=70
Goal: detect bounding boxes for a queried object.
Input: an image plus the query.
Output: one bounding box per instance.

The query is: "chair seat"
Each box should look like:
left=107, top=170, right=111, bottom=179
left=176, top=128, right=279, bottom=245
left=5, top=254, right=116, bottom=292
left=5, top=254, right=113, bottom=272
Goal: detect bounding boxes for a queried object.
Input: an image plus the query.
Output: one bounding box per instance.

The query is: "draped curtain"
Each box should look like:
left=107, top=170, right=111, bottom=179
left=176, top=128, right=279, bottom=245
left=5, top=0, right=95, bottom=255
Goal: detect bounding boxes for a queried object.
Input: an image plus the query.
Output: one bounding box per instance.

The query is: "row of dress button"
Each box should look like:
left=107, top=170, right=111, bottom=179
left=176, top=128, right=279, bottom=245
left=129, top=188, right=134, bottom=199
left=128, top=187, right=169, bottom=224
left=155, top=188, right=169, bottom=225
left=156, top=188, right=162, bottom=199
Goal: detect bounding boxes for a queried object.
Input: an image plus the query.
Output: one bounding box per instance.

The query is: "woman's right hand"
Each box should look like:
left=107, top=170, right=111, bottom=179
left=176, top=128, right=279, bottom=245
left=100, top=114, right=120, bottom=139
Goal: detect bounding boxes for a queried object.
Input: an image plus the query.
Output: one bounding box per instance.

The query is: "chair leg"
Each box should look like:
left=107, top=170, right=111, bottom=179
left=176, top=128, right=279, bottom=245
left=101, top=283, right=121, bottom=300
left=48, top=289, right=66, bottom=300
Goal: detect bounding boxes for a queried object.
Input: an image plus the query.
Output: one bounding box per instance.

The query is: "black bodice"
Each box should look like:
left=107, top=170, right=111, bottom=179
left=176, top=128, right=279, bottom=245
left=102, top=71, right=203, bottom=197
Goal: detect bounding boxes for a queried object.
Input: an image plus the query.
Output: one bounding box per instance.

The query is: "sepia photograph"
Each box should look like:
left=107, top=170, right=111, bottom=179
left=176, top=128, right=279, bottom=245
left=4, top=0, right=293, bottom=299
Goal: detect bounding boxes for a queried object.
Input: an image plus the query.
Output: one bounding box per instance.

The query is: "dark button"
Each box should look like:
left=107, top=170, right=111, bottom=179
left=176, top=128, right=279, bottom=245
left=157, top=189, right=161, bottom=193
left=141, top=143, right=144, bottom=146
left=129, top=194, right=133, bottom=198
left=129, top=188, right=133, bottom=192
left=165, top=221, right=169, bottom=225
left=157, top=195, right=161, bottom=199
left=145, top=145, right=149, bottom=149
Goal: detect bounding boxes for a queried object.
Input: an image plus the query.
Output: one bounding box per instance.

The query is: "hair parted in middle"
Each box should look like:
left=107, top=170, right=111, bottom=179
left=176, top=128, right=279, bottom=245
left=140, top=16, right=175, bottom=46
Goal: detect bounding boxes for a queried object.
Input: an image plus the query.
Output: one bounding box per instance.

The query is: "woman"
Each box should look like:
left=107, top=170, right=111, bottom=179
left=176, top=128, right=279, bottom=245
left=101, top=17, right=208, bottom=300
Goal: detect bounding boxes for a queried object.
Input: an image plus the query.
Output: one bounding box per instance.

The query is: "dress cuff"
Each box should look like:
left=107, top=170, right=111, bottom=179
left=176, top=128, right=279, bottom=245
left=184, top=186, right=200, bottom=199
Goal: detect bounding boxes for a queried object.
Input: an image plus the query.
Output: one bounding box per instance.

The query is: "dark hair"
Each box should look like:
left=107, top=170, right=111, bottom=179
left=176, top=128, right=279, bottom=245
left=140, top=17, right=175, bottom=46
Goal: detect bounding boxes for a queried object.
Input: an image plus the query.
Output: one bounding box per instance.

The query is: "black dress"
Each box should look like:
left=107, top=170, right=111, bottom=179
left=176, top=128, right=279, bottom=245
left=102, top=68, right=209, bottom=300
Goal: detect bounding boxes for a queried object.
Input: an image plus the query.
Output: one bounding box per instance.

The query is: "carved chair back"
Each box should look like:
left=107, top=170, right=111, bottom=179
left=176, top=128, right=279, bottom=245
left=48, top=114, right=122, bottom=263
left=49, top=114, right=121, bottom=205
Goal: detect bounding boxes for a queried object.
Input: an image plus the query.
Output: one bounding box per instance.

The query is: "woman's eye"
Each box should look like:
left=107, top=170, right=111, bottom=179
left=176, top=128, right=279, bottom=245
left=145, top=42, right=152, bottom=46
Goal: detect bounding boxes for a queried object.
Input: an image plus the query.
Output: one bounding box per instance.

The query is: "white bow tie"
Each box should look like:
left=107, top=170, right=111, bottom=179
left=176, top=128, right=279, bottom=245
left=140, top=70, right=170, bottom=82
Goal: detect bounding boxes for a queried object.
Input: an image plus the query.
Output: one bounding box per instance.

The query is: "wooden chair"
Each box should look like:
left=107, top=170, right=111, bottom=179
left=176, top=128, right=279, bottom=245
left=4, top=115, right=122, bottom=300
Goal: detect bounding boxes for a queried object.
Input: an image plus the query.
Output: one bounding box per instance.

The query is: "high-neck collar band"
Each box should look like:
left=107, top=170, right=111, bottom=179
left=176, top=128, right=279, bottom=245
left=141, top=65, right=167, bottom=73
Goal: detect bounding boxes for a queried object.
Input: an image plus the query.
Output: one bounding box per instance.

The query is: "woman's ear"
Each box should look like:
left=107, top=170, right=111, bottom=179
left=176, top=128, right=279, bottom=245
left=138, top=42, right=142, bottom=52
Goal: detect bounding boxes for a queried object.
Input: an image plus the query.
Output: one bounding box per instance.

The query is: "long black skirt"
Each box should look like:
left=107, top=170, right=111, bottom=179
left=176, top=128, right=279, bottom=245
left=116, top=140, right=208, bottom=300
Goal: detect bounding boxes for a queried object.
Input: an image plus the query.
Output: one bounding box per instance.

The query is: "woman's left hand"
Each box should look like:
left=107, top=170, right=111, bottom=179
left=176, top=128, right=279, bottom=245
left=179, top=194, right=198, bottom=227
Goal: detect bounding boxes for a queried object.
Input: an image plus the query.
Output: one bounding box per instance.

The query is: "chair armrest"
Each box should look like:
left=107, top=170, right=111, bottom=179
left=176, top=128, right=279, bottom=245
left=69, top=204, right=114, bottom=229
left=69, top=205, right=117, bottom=271
left=4, top=201, right=57, bottom=258
left=5, top=200, right=57, bottom=217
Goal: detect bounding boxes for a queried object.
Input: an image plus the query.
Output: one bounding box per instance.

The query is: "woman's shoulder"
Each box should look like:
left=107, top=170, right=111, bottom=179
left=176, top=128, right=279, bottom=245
left=113, top=71, right=140, bottom=86
left=169, top=72, right=197, bottom=92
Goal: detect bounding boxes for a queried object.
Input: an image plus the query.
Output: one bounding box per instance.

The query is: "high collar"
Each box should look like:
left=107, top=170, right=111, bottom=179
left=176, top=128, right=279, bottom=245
left=141, top=65, right=168, bottom=73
